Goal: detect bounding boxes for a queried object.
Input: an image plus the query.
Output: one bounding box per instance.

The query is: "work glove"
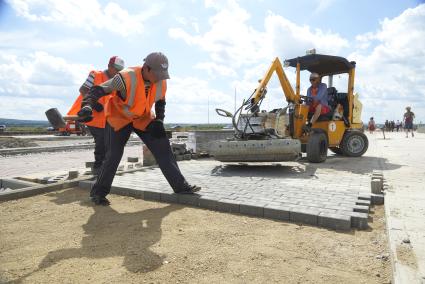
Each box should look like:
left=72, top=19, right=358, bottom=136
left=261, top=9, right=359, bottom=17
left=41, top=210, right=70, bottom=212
left=82, top=86, right=106, bottom=108
left=77, top=105, right=93, bottom=122
left=92, top=102, right=104, bottom=112
left=147, top=119, right=166, bottom=139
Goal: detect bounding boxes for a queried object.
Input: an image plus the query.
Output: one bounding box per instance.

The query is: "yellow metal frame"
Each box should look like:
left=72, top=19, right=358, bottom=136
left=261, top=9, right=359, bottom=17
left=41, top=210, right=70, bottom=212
left=251, top=56, right=361, bottom=147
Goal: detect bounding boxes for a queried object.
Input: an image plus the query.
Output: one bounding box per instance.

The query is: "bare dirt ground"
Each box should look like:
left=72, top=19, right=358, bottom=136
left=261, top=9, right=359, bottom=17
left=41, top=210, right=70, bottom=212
left=0, top=188, right=390, bottom=284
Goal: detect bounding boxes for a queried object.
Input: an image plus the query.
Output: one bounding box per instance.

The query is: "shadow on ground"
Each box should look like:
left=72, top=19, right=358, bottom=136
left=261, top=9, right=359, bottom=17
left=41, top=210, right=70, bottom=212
left=209, top=155, right=402, bottom=178
left=14, top=189, right=182, bottom=283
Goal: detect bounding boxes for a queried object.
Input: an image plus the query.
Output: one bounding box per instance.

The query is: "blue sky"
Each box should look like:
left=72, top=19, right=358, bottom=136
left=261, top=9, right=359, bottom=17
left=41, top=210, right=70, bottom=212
left=0, top=0, right=424, bottom=124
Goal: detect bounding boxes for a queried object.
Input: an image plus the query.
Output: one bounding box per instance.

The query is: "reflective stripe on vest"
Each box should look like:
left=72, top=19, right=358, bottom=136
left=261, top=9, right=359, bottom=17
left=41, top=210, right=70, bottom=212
left=123, top=69, right=137, bottom=117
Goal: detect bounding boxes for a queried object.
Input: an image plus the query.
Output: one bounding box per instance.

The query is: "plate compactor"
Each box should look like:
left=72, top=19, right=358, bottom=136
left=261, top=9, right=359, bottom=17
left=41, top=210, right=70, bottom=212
left=211, top=53, right=369, bottom=163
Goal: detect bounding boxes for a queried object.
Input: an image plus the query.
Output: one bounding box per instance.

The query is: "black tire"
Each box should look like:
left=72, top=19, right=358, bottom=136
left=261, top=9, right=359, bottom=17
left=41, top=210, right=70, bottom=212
left=307, top=132, right=328, bottom=163
left=329, top=147, right=343, bottom=155
left=341, top=131, right=369, bottom=157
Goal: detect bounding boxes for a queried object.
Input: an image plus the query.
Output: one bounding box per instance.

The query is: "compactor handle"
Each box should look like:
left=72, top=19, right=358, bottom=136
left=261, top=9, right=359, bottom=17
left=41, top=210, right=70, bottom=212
left=215, top=108, right=233, bottom=118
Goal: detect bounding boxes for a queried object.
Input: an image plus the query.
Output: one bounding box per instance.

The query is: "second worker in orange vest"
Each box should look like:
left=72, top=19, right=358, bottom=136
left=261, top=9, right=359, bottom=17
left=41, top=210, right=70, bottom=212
left=77, top=52, right=201, bottom=206
left=68, top=56, right=125, bottom=175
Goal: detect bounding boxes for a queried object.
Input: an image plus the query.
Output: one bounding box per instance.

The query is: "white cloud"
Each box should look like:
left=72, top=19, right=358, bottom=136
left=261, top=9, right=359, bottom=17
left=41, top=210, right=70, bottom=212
left=165, top=75, right=234, bottom=123
left=0, top=51, right=92, bottom=119
left=0, top=30, right=104, bottom=53
left=194, top=62, right=237, bottom=78
left=7, top=0, right=162, bottom=37
left=0, top=96, right=65, bottom=120
left=169, top=1, right=348, bottom=69
left=351, top=4, right=425, bottom=123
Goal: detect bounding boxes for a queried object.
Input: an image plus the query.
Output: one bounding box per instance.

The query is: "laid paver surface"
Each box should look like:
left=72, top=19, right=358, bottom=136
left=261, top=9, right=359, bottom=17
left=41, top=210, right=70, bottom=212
left=82, top=155, right=375, bottom=230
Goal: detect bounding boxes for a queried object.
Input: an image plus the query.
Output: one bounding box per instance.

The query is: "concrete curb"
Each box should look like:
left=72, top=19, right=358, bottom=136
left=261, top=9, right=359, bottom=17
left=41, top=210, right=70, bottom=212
left=0, top=140, right=143, bottom=156
left=0, top=176, right=93, bottom=202
left=0, top=167, right=150, bottom=202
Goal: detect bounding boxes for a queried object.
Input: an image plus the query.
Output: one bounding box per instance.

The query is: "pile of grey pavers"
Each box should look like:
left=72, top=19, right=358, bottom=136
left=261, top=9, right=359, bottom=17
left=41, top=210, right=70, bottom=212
left=171, top=142, right=197, bottom=161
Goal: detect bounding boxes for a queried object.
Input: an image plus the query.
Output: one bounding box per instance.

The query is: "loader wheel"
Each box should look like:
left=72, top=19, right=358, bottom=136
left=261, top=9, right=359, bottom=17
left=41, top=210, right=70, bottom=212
left=329, top=147, right=343, bottom=155
left=341, top=131, right=368, bottom=157
left=307, top=132, right=328, bottom=163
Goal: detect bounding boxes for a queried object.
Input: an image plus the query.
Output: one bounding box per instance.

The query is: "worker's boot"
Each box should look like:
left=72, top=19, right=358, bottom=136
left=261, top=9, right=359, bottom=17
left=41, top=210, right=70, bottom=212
left=90, top=195, right=111, bottom=206
left=302, top=122, right=312, bottom=133
left=175, top=182, right=201, bottom=194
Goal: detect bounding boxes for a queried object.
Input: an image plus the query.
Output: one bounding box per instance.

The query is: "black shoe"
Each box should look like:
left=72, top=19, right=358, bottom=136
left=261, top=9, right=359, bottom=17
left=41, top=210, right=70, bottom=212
left=342, top=116, right=350, bottom=127
left=175, top=184, right=201, bottom=194
left=90, top=195, right=110, bottom=206
left=302, top=122, right=312, bottom=133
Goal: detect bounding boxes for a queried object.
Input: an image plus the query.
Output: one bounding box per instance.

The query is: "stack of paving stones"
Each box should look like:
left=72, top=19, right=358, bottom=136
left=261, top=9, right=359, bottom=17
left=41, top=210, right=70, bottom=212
left=79, top=160, right=383, bottom=231
left=171, top=142, right=194, bottom=161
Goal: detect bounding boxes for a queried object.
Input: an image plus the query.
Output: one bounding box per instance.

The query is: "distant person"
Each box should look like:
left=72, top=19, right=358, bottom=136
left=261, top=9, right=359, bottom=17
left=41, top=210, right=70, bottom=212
left=368, top=117, right=376, bottom=134
left=68, top=56, right=125, bottom=175
left=404, top=106, right=415, bottom=138
left=396, top=120, right=401, bottom=132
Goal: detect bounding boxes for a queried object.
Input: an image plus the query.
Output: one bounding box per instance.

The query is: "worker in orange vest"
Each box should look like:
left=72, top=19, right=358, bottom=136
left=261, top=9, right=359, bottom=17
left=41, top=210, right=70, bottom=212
left=68, top=56, right=125, bottom=175
left=77, top=52, right=201, bottom=206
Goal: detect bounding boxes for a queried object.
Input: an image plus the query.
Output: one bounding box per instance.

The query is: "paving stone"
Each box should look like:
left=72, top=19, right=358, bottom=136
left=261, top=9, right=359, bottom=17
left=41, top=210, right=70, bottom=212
left=239, top=202, right=265, bottom=217
left=356, top=199, right=371, bottom=207
left=353, top=204, right=369, bottom=213
left=160, top=192, right=179, bottom=203
left=198, top=197, right=218, bottom=210
left=143, top=191, right=161, bottom=201
left=318, top=212, right=351, bottom=231
left=177, top=194, right=200, bottom=206
left=371, top=179, right=382, bottom=194
left=216, top=199, right=240, bottom=213
left=349, top=212, right=369, bottom=229
left=127, top=157, right=139, bottom=163
left=371, top=193, right=384, bottom=205
left=264, top=205, right=291, bottom=221
left=290, top=207, right=319, bottom=226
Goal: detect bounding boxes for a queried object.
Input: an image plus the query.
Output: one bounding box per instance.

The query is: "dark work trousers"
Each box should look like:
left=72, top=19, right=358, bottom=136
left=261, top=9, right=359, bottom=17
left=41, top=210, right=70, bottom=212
left=87, top=126, right=106, bottom=170
left=90, top=122, right=187, bottom=198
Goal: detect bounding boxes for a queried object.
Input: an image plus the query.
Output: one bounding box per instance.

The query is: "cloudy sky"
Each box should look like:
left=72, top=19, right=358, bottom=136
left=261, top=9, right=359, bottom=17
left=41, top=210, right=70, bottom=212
left=0, top=0, right=424, bottom=124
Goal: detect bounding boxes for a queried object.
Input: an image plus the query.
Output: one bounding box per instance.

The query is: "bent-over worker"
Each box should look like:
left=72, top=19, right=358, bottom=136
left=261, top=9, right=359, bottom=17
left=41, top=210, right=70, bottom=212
left=77, top=52, right=201, bottom=206
left=68, top=56, right=125, bottom=175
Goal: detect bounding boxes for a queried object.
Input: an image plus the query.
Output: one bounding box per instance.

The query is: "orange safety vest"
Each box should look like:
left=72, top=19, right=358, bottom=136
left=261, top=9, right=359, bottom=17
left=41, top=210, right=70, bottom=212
left=105, top=66, right=167, bottom=131
left=67, top=70, right=112, bottom=128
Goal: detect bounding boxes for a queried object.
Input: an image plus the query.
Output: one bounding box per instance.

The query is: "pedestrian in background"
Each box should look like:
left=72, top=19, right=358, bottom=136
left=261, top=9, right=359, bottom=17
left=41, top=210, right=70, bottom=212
left=404, top=106, right=415, bottom=138
left=368, top=117, right=376, bottom=134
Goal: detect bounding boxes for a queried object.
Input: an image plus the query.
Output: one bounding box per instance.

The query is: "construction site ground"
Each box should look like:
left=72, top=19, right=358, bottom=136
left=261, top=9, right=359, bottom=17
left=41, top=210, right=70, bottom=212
left=1, top=131, right=424, bottom=283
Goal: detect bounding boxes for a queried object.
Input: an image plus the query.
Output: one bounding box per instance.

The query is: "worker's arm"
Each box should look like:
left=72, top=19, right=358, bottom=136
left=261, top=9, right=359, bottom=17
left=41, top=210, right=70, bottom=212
left=155, top=100, right=166, bottom=121
left=81, top=74, right=126, bottom=107
left=79, top=72, right=96, bottom=97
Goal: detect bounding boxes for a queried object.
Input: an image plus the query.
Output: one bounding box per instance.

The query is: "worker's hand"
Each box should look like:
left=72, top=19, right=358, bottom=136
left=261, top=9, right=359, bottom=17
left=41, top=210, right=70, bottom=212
left=92, top=102, right=104, bottom=112
left=82, top=86, right=106, bottom=108
left=79, top=115, right=94, bottom=123
left=89, top=85, right=106, bottom=99
left=77, top=105, right=93, bottom=122
left=147, top=119, right=166, bottom=139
